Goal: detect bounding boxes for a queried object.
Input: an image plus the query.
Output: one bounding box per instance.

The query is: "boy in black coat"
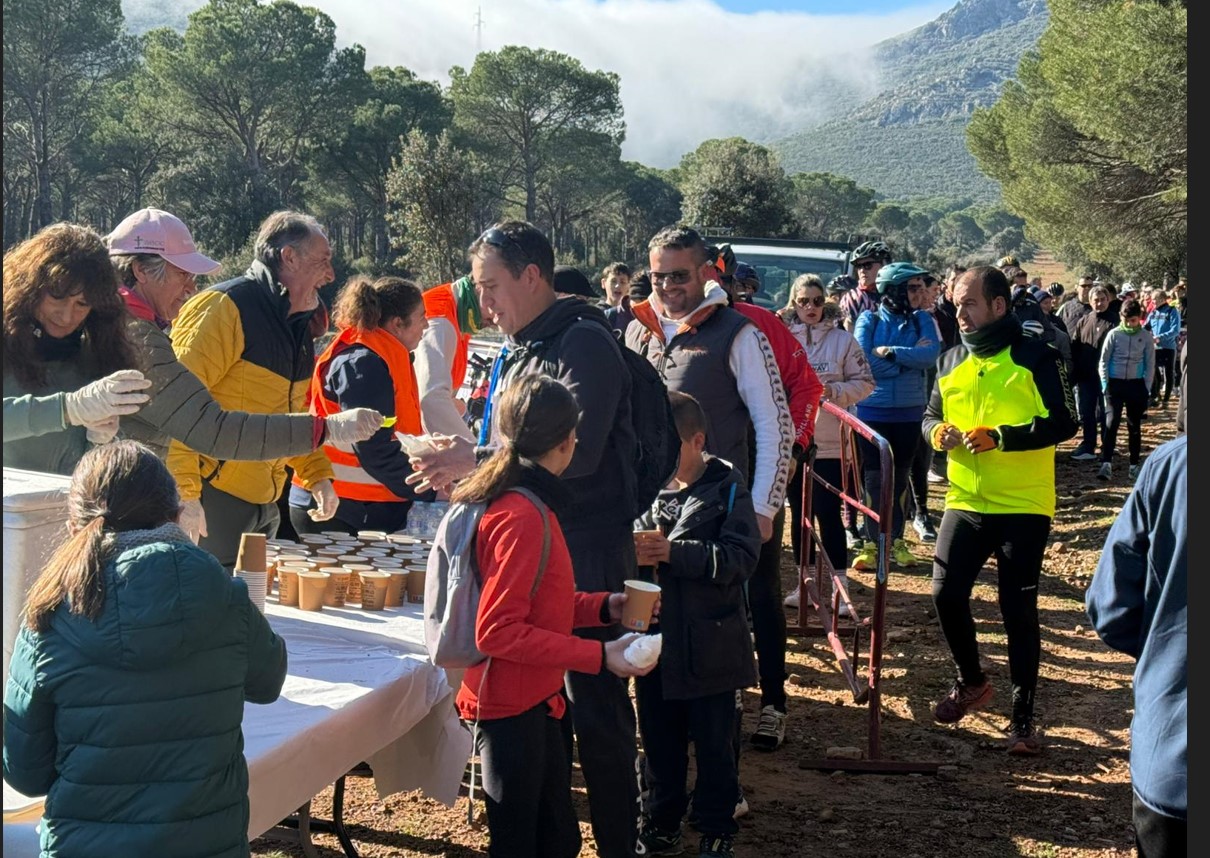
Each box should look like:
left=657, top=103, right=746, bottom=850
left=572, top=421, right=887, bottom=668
left=632, top=391, right=761, bottom=858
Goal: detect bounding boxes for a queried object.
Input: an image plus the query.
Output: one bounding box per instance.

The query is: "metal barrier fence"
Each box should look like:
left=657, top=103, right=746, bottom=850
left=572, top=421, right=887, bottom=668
left=789, top=400, right=939, bottom=775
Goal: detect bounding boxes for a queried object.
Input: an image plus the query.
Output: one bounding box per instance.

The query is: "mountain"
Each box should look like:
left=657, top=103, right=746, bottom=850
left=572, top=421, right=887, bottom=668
left=772, top=0, right=1050, bottom=202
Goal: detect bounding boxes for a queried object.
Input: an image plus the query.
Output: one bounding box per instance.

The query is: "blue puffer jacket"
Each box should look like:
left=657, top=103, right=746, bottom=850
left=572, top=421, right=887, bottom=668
left=3, top=524, right=287, bottom=858
left=1146, top=304, right=1182, bottom=351
left=853, top=305, right=941, bottom=419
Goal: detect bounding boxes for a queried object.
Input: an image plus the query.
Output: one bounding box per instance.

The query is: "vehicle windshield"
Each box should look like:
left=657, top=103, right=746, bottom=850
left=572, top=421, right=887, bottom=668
left=737, top=253, right=847, bottom=310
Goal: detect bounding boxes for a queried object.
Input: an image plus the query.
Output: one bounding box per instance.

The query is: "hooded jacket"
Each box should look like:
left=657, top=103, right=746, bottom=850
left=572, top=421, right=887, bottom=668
left=784, top=315, right=874, bottom=460
left=634, top=456, right=760, bottom=700
left=165, top=261, right=334, bottom=504
left=3, top=523, right=287, bottom=858
left=1145, top=303, right=1181, bottom=351
left=1086, top=436, right=1186, bottom=820
left=489, top=297, right=637, bottom=533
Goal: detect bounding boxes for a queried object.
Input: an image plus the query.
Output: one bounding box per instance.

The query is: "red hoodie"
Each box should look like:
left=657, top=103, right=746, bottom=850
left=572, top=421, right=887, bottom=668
left=456, top=491, right=610, bottom=722
left=732, top=302, right=823, bottom=450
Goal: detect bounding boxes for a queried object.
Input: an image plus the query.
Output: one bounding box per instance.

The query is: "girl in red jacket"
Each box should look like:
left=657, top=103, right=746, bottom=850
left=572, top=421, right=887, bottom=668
left=450, top=372, right=653, bottom=858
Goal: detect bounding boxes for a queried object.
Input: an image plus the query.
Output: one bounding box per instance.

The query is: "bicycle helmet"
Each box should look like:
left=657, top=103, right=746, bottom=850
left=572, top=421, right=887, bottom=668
left=1047, top=282, right=1064, bottom=299
left=734, top=262, right=759, bottom=287
left=710, top=243, right=737, bottom=278
left=997, top=255, right=1020, bottom=268
left=876, top=262, right=928, bottom=314
left=826, top=274, right=856, bottom=296
left=851, top=240, right=891, bottom=265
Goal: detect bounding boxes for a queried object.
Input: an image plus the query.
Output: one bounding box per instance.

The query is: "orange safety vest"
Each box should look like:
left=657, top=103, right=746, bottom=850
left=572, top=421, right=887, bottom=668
left=299, top=326, right=423, bottom=503
left=423, top=283, right=470, bottom=392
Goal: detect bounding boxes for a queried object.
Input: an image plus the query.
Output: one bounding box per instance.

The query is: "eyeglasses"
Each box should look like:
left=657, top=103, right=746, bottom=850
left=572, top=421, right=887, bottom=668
left=651, top=270, right=693, bottom=286
left=854, top=261, right=878, bottom=271
left=795, top=296, right=826, bottom=308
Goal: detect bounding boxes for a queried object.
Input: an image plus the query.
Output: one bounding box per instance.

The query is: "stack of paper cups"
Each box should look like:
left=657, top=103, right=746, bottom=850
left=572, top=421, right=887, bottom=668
left=235, top=532, right=268, bottom=613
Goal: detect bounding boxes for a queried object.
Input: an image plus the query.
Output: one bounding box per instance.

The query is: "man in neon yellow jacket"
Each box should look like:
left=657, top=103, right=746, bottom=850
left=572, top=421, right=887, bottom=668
left=921, top=265, right=1078, bottom=756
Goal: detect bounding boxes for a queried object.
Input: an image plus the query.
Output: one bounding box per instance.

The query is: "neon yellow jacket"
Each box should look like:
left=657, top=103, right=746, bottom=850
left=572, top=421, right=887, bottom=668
left=922, top=317, right=1078, bottom=517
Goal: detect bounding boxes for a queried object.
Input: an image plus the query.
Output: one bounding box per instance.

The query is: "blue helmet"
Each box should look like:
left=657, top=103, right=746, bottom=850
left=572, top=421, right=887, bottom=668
left=875, top=262, right=929, bottom=295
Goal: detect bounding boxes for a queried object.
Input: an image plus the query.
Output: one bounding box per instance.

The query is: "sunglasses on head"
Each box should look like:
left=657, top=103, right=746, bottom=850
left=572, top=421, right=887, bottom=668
left=478, top=227, right=525, bottom=255
left=795, top=295, right=826, bottom=307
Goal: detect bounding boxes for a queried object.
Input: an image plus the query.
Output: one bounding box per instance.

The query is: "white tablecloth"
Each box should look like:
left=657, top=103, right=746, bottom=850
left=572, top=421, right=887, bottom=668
left=4, top=598, right=473, bottom=852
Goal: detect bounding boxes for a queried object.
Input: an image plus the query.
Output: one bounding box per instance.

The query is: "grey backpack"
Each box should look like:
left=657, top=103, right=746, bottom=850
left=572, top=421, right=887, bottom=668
left=423, top=487, right=551, bottom=669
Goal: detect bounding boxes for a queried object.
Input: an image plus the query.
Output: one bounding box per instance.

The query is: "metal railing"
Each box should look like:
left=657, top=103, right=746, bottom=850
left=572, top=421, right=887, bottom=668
left=789, top=400, right=939, bottom=775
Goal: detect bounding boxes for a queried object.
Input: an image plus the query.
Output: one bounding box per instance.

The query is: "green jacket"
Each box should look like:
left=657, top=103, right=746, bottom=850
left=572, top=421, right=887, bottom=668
left=2, top=335, right=100, bottom=476
left=2, top=524, right=287, bottom=858
left=922, top=316, right=1078, bottom=517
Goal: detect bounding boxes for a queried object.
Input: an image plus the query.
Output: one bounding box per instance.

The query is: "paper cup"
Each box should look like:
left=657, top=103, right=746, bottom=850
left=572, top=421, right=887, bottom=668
left=383, top=568, right=408, bottom=607
left=236, top=532, right=267, bottom=574
left=277, top=567, right=301, bottom=606
left=297, top=571, right=330, bottom=611
left=359, top=570, right=391, bottom=611
left=386, top=533, right=420, bottom=547
left=405, top=564, right=427, bottom=603
left=621, top=580, right=661, bottom=632
left=342, top=563, right=375, bottom=605
left=322, top=569, right=352, bottom=607
left=358, top=530, right=389, bottom=544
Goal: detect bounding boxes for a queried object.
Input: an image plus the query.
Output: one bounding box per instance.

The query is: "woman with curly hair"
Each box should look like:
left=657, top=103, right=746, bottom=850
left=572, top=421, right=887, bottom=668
left=3, top=223, right=150, bottom=474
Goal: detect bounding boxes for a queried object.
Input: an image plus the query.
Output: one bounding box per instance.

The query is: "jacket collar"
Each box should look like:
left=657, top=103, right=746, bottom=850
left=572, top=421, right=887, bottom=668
left=633, top=281, right=729, bottom=343
left=119, top=285, right=170, bottom=331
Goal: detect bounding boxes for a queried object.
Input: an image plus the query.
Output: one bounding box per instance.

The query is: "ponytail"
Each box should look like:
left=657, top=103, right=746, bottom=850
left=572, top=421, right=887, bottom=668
left=23, top=516, right=109, bottom=633
left=450, top=443, right=523, bottom=505
left=334, top=275, right=423, bottom=332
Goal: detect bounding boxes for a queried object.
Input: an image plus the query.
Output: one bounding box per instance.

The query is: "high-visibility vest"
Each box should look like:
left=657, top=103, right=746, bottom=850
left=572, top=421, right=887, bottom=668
left=423, top=283, right=470, bottom=392
left=303, top=326, right=422, bottom=503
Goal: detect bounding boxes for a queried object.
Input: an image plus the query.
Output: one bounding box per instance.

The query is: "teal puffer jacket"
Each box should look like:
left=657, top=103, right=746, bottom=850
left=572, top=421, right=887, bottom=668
left=3, top=524, right=287, bottom=858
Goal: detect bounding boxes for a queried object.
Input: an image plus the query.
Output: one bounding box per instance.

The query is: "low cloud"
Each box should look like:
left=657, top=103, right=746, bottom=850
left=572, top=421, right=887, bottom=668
left=123, top=0, right=947, bottom=167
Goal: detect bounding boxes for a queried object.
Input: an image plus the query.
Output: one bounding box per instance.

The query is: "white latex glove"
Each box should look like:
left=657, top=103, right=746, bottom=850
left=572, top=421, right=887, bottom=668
left=179, top=499, right=207, bottom=544
left=84, top=415, right=120, bottom=445
left=325, top=407, right=385, bottom=445
left=307, top=479, right=340, bottom=522
left=63, top=369, right=151, bottom=426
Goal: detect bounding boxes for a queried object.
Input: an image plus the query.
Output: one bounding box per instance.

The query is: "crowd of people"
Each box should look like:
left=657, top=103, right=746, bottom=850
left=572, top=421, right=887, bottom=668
left=1, top=211, right=1186, bottom=858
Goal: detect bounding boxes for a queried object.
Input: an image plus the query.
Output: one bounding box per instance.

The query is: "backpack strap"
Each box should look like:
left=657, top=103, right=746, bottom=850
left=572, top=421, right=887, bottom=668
left=507, top=486, right=552, bottom=597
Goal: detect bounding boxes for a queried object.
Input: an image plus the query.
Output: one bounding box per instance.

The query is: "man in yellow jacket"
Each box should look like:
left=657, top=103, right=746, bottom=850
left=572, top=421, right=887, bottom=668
left=922, top=265, right=1078, bottom=756
left=168, top=211, right=340, bottom=569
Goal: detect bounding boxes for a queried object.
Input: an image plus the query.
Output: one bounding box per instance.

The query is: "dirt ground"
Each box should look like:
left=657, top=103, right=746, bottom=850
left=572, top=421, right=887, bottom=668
left=252, top=400, right=1181, bottom=858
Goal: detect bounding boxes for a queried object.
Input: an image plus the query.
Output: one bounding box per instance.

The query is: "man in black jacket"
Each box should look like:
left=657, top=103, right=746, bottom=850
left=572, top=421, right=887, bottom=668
left=408, top=221, right=642, bottom=858
left=1068, top=286, right=1120, bottom=462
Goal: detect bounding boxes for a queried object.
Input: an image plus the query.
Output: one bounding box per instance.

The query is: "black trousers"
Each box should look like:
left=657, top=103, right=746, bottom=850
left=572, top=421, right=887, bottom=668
left=476, top=704, right=581, bottom=858
left=1133, top=791, right=1186, bottom=858
left=563, top=524, right=641, bottom=858
left=635, top=670, right=739, bottom=839
left=199, top=483, right=280, bottom=571
left=932, top=509, right=1050, bottom=719
left=788, top=458, right=847, bottom=577
left=1151, top=349, right=1175, bottom=403
left=1102, top=378, right=1149, bottom=465
left=748, top=505, right=787, bottom=712
left=908, top=427, right=933, bottom=520
left=1076, top=378, right=1107, bottom=451
left=858, top=420, right=920, bottom=542
left=289, top=496, right=412, bottom=537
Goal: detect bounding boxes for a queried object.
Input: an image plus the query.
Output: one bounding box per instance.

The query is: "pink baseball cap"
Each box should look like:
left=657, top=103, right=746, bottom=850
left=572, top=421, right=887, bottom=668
left=106, top=208, right=220, bottom=275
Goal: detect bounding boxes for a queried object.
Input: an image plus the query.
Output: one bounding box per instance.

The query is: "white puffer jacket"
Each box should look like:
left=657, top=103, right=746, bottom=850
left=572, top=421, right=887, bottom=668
left=785, top=316, right=875, bottom=460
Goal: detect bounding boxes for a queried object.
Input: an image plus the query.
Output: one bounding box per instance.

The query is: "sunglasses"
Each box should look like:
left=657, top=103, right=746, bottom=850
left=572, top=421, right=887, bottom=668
left=478, top=227, right=525, bottom=256
left=651, top=270, right=693, bottom=286
left=854, top=261, right=878, bottom=271
left=795, top=295, right=826, bottom=308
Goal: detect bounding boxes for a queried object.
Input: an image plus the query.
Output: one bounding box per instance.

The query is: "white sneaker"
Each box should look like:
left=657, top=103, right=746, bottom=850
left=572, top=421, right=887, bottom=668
left=783, top=588, right=800, bottom=609
left=734, top=790, right=750, bottom=819
left=750, top=705, right=786, bottom=751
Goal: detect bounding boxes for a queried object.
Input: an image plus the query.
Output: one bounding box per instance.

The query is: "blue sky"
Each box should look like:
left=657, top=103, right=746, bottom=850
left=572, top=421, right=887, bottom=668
left=716, top=1, right=927, bottom=11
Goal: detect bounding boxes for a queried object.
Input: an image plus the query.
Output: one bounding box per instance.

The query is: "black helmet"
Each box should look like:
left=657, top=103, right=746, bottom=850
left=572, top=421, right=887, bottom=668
left=827, top=274, right=856, bottom=295
left=851, top=240, right=892, bottom=265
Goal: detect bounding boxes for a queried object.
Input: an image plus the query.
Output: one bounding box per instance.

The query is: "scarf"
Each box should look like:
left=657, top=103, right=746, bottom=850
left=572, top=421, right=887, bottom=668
left=104, top=522, right=193, bottom=557
left=513, top=459, right=572, bottom=517
left=454, top=275, right=482, bottom=336
left=960, top=312, right=1021, bottom=358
